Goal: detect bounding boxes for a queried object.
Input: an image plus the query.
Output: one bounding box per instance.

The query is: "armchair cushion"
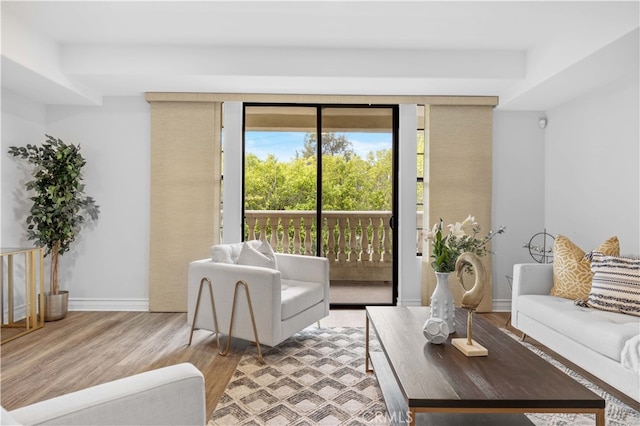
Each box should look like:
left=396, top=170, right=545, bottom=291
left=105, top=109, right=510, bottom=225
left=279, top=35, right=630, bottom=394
left=281, top=279, right=324, bottom=320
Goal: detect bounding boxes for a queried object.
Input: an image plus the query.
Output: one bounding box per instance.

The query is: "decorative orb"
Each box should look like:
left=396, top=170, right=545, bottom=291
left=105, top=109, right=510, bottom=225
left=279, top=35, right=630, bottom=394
left=422, top=317, right=449, bottom=344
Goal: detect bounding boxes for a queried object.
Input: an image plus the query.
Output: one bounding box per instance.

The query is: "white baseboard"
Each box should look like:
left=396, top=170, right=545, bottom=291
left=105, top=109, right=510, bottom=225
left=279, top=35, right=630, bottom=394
left=492, top=298, right=512, bottom=312
left=396, top=298, right=422, bottom=306
left=69, top=298, right=149, bottom=312
left=3, top=304, right=27, bottom=321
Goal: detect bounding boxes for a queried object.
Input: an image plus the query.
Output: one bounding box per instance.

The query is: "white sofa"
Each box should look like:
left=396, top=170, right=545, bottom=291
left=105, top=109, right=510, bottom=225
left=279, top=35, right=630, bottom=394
left=188, top=241, right=330, bottom=348
left=1, top=363, right=206, bottom=425
left=511, top=263, right=640, bottom=403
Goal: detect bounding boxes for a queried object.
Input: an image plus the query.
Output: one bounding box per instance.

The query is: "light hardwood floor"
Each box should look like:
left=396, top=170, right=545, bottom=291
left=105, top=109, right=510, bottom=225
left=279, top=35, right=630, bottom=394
left=1, top=310, right=637, bottom=414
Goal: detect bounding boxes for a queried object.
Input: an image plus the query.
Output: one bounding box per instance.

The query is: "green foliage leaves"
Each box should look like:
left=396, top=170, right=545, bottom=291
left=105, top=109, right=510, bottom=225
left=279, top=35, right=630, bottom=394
left=298, top=132, right=356, bottom=160
left=245, top=133, right=392, bottom=212
left=8, top=135, right=100, bottom=257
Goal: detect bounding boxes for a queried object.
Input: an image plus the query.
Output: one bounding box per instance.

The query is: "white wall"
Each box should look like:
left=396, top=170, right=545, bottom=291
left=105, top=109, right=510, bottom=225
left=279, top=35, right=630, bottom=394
left=545, top=74, right=639, bottom=254
left=1, top=89, right=47, bottom=313
left=491, top=111, right=546, bottom=307
left=2, top=96, right=151, bottom=310
left=1, top=88, right=47, bottom=248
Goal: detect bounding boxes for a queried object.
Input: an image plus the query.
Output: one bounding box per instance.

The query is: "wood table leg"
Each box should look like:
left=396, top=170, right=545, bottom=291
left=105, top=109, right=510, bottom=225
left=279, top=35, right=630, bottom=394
left=409, top=408, right=416, bottom=426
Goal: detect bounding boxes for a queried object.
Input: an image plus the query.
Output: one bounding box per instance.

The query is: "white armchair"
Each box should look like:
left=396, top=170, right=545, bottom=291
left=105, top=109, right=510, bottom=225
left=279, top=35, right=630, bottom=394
left=2, top=363, right=206, bottom=426
left=187, top=241, right=330, bottom=358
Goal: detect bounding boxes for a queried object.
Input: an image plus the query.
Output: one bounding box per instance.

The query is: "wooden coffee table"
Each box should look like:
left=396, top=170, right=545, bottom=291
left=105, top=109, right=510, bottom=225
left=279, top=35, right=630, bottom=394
left=365, top=306, right=605, bottom=426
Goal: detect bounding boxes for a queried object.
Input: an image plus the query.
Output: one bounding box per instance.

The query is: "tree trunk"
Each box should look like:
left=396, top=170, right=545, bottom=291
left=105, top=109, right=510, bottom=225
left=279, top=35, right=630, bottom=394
left=50, top=240, right=61, bottom=295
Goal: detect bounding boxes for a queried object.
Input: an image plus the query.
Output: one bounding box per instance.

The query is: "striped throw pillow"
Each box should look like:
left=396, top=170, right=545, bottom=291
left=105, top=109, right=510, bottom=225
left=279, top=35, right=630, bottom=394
left=586, top=252, right=640, bottom=317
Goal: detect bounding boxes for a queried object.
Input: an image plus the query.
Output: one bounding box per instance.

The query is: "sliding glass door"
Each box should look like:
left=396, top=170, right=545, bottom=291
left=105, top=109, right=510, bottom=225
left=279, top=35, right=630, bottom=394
left=243, top=104, right=398, bottom=307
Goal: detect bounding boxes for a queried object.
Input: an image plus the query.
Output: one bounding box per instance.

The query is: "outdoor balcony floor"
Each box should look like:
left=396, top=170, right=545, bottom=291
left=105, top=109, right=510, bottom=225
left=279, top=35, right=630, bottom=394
left=329, top=280, right=393, bottom=305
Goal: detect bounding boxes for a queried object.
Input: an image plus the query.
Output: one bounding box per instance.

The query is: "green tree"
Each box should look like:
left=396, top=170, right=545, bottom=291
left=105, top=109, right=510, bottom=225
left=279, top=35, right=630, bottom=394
left=298, top=132, right=356, bottom=160
left=245, top=132, right=392, bottom=212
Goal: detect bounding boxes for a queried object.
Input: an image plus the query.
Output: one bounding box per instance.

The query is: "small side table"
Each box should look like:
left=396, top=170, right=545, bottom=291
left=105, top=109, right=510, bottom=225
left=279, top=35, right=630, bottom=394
left=1, top=247, right=45, bottom=343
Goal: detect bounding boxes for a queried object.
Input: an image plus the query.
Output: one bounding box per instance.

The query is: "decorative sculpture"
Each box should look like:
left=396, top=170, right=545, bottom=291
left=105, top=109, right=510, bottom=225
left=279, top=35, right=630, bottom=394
left=422, top=317, right=449, bottom=344
left=451, top=252, right=489, bottom=357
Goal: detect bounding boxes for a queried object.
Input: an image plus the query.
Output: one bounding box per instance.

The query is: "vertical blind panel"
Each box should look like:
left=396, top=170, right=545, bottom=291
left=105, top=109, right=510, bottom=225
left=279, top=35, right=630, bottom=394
left=149, top=101, right=221, bottom=312
left=422, top=105, right=494, bottom=312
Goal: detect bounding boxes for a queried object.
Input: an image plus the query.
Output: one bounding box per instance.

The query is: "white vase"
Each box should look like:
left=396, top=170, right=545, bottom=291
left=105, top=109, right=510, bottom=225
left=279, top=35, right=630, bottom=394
left=430, top=272, right=455, bottom=334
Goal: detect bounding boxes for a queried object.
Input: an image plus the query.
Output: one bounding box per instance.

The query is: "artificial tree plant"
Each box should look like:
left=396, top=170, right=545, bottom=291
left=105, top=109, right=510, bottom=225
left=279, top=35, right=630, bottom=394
left=8, top=135, right=100, bottom=298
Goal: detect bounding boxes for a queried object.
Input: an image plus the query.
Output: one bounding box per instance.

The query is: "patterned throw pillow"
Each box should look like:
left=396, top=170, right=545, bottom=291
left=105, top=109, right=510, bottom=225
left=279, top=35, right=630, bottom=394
left=551, top=235, right=619, bottom=300
left=587, top=253, right=640, bottom=317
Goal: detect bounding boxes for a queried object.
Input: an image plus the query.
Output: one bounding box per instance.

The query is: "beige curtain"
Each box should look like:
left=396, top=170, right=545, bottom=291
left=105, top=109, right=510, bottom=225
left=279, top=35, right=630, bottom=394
left=422, top=105, right=494, bottom=312
left=147, top=99, right=222, bottom=312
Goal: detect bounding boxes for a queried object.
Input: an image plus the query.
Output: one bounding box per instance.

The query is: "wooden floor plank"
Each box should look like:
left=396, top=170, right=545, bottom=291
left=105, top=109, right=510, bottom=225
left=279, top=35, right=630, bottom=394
left=1, top=310, right=636, bottom=415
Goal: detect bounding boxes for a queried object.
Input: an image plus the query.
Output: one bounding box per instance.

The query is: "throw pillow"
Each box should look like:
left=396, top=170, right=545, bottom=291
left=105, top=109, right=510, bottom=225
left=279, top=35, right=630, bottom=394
left=211, top=242, right=243, bottom=263
left=237, top=240, right=277, bottom=269
left=586, top=253, right=640, bottom=317
left=551, top=235, right=619, bottom=300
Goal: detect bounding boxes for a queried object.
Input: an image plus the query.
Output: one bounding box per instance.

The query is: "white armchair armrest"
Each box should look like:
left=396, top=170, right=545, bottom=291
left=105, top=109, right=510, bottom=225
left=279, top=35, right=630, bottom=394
left=188, top=259, right=282, bottom=345
left=276, top=253, right=329, bottom=283
left=8, top=363, right=205, bottom=426
left=276, top=253, right=330, bottom=317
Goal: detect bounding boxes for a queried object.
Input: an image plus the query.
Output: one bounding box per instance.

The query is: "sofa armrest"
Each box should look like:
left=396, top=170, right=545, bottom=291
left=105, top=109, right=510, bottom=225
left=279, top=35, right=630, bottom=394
left=511, top=263, right=554, bottom=329
left=512, top=263, right=554, bottom=296
left=9, top=363, right=205, bottom=426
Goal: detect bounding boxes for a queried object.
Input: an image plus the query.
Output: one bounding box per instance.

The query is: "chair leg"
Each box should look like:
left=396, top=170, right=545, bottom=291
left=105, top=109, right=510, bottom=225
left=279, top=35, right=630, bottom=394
left=188, top=277, right=221, bottom=348
left=218, top=280, right=264, bottom=364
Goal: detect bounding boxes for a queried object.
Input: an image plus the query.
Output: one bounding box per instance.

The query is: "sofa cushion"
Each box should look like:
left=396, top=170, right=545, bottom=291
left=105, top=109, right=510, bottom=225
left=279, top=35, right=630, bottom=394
left=551, top=235, right=619, bottom=300
left=587, top=253, right=640, bottom=317
left=281, top=279, right=324, bottom=321
left=237, top=240, right=277, bottom=269
left=517, top=294, right=640, bottom=362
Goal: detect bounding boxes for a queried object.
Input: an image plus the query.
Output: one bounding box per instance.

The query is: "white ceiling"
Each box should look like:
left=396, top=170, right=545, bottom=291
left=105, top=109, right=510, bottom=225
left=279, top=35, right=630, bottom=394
left=2, top=1, right=639, bottom=110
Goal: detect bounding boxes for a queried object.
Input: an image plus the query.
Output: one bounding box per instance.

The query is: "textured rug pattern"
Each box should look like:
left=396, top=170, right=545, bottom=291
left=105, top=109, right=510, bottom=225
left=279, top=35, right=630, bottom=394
left=210, top=327, right=388, bottom=425
left=210, top=326, right=640, bottom=426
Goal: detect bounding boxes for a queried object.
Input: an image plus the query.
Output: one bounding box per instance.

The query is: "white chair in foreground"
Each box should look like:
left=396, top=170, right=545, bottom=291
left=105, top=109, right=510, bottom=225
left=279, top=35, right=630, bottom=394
left=188, top=240, right=330, bottom=362
left=2, top=363, right=206, bottom=426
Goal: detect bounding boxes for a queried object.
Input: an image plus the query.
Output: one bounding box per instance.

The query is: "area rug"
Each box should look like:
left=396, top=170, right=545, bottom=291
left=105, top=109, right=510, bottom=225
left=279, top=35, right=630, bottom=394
left=209, top=326, right=640, bottom=426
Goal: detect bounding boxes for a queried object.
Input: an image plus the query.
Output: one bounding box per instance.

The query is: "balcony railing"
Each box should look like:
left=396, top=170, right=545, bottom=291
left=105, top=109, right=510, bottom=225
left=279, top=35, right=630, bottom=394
left=244, top=210, right=425, bottom=282
left=245, top=210, right=393, bottom=281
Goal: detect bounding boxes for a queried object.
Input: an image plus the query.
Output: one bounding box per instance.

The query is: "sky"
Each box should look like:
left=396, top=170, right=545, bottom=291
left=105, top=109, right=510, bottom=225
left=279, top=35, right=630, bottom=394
left=243, top=131, right=392, bottom=161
